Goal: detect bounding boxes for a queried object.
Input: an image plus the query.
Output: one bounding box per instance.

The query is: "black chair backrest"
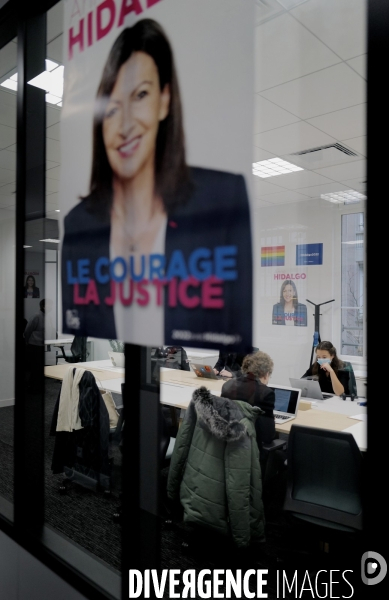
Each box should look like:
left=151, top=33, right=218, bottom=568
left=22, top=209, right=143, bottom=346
left=71, top=336, right=87, bottom=361
left=120, top=383, right=170, bottom=464
left=284, top=425, right=363, bottom=530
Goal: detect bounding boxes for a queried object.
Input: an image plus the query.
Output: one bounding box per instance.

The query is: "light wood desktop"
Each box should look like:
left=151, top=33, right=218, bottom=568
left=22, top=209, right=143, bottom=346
left=44, top=361, right=367, bottom=451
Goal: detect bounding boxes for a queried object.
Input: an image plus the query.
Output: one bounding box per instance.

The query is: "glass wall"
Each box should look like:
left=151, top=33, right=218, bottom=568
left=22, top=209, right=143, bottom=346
left=0, top=36, right=17, bottom=521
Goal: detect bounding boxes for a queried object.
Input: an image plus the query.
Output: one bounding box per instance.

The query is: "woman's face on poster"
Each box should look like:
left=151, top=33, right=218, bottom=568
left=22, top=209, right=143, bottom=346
left=27, top=277, right=34, bottom=288
left=102, top=51, right=170, bottom=183
left=282, top=284, right=294, bottom=303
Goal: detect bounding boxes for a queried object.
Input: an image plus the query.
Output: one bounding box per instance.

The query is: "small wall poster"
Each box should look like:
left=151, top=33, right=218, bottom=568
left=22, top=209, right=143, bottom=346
left=296, top=243, right=323, bottom=266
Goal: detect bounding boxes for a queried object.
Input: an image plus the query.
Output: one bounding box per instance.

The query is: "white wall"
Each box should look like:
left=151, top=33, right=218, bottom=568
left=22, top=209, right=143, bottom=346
left=252, top=199, right=341, bottom=386
left=0, top=217, right=15, bottom=404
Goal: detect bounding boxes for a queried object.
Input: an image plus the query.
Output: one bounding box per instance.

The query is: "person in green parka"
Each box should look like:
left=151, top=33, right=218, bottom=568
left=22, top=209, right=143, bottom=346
left=167, top=386, right=266, bottom=548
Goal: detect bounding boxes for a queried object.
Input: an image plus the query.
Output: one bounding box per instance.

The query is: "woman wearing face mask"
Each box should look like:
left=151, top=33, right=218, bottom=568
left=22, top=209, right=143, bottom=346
left=301, top=341, right=348, bottom=396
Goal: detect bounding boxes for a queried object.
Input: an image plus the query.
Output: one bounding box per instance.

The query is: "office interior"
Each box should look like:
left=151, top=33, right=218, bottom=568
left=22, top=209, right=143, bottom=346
left=0, top=1, right=381, bottom=599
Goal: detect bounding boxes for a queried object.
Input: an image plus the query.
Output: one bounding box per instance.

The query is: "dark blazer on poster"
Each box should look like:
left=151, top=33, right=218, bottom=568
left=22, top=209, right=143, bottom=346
left=61, top=167, right=253, bottom=352
left=24, top=286, right=40, bottom=298
left=272, top=302, right=307, bottom=326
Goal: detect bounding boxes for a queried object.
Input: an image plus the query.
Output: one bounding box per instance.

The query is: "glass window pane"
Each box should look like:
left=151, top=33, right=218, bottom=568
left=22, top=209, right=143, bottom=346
left=0, top=37, right=17, bottom=521
left=341, top=213, right=365, bottom=357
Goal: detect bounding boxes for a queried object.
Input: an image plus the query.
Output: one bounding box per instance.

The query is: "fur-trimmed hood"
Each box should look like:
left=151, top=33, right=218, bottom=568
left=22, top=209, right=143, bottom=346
left=192, top=386, right=263, bottom=442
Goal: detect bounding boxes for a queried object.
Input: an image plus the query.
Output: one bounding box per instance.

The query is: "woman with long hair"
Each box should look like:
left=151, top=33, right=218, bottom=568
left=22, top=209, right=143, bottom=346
left=24, top=275, right=40, bottom=298
left=62, top=19, right=252, bottom=349
left=272, top=279, right=307, bottom=326
left=301, top=341, right=348, bottom=396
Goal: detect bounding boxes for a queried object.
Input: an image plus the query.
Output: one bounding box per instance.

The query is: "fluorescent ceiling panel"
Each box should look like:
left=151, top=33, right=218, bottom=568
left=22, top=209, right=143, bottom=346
left=253, top=158, right=303, bottom=178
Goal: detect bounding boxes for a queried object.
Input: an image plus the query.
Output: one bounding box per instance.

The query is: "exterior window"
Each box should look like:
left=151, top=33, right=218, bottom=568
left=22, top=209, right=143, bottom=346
left=341, top=213, right=365, bottom=357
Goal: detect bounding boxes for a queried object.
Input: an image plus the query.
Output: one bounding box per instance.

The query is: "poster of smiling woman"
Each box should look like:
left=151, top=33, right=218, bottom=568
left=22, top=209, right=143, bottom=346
left=59, top=0, right=254, bottom=351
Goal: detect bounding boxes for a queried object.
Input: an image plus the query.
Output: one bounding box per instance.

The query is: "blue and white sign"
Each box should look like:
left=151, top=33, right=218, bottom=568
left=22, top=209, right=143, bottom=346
left=296, top=243, right=323, bottom=266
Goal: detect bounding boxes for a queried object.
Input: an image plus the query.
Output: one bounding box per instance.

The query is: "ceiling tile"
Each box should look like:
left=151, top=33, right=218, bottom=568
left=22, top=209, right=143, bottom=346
left=261, top=63, right=365, bottom=119
left=0, top=167, right=14, bottom=184
left=254, top=95, right=300, bottom=133
left=0, top=195, right=14, bottom=207
left=46, top=165, right=61, bottom=180
left=0, top=182, right=15, bottom=195
left=254, top=199, right=274, bottom=208
left=47, top=1, right=64, bottom=43
left=306, top=104, right=366, bottom=140
left=46, top=177, right=59, bottom=193
left=47, top=34, right=63, bottom=64
left=259, top=190, right=311, bottom=204
left=341, top=136, right=366, bottom=156
left=0, top=89, right=17, bottom=109
left=0, top=123, right=16, bottom=149
left=252, top=147, right=277, bottom=163
left=293, top=182, right=352, bottom=198
left=268, top=170, right=333, bottom=190
left=314, top=159, right=366, bottom=182
left=291, top=0, right=367, bottom=61
left=0, top=40, right=17, bottom=80
left=46, top=192, right=59, bottom=205
left=255, top=12, right=340, bottom=92
left=0, top=208, right=15, bottom=221
left=252, top=176, right=288, bottom=197
left=46, top=160, right=59, bottom=170
left=6, top=144, right=16, bottom=152
left=347, top=55, right=366, bottom=80
left=47, top=105, right=61, bottom=128
left=254, top=121, right=336, bottom=155
left=0, top=149, right=15, bottom=170
left=46, top=138, right=61, bottom=163
left=340, top=178, right=366, bottom=192
left=0, top=103, right=16, bottom=128
left=46, top=122, right=60, bottom=141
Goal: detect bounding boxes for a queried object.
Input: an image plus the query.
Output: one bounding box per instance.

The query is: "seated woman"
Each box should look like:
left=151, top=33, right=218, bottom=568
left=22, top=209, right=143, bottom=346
left=301, top=340, right=348, bottom=396
left=221, top=350, right=276, bottom=445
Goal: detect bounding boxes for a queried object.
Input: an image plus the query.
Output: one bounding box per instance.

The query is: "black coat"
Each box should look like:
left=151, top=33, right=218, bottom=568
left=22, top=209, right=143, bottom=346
left=221, top=372, right=276, bottom=445
left=213, top=351, right=245, bottom=375
left=61, top=167, right=252, bottom=352
left=50, top=370, right=111, bottom=485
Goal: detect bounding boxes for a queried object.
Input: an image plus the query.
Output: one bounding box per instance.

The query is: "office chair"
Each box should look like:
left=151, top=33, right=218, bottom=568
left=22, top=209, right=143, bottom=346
left=282, top=424, right=363, bottom=555
left=55, top=336, right=87, bottom=364
left=340, top=361, right=358, bottom=397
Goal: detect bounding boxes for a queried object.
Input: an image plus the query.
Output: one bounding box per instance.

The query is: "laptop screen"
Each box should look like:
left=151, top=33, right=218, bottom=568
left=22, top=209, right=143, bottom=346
left=269, top=385, right=300, bottom=415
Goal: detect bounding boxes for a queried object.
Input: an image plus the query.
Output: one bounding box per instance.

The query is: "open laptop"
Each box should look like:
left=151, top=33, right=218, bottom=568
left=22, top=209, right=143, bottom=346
left=268, top=384, right=302, bottom=424
left=289, top=377, right=334, bottom=400
left=191, top=363, right=229, bottom=380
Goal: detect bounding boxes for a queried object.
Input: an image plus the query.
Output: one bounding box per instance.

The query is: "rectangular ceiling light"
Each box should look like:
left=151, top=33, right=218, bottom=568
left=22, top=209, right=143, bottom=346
left=252, top=158, right=303, bottom=178
left=1, top=61, right=63, bottom=106
left=321, top=190, right=367, bottom=204
left=39, top=238, right=60, bottom=243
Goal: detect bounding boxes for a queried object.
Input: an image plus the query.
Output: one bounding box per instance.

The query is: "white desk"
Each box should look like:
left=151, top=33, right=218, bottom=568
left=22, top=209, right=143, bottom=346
left=45, top=337, right=74, bottom=351
left=44, top=362, right=367, bottom=451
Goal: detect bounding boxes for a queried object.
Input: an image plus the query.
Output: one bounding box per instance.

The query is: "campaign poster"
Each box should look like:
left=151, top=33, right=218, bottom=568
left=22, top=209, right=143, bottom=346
left=24, top=271, right=41, bottom=298
left=59, top=0, right=254, bottom=351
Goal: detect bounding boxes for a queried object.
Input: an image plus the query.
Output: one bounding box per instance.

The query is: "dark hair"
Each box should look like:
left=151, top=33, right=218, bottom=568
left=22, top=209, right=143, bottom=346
left=25, top=275, right=36, bottom=288
left=39, top=299, right=45, bottom=311
left=312, top=341, right=343, bottom=376
left=279, top=279, right=298, bottom=309
left=86, top=18, right=191, bottom=216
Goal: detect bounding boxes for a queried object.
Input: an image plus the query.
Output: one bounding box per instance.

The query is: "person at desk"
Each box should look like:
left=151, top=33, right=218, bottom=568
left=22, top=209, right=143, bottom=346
left=301, top=341, right=348, bottom=396
left=220, top=350, right=276, bottom=445
left=213, top=351, right=245, bottom=379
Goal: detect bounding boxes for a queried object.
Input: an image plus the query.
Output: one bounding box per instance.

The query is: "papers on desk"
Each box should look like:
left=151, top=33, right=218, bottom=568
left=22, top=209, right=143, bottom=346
left=349, top=413, right=367, bottom=422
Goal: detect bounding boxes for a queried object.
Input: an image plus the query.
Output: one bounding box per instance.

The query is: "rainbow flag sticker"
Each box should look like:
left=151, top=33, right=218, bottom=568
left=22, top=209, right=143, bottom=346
left=261, top=245, right=285, bottom=267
